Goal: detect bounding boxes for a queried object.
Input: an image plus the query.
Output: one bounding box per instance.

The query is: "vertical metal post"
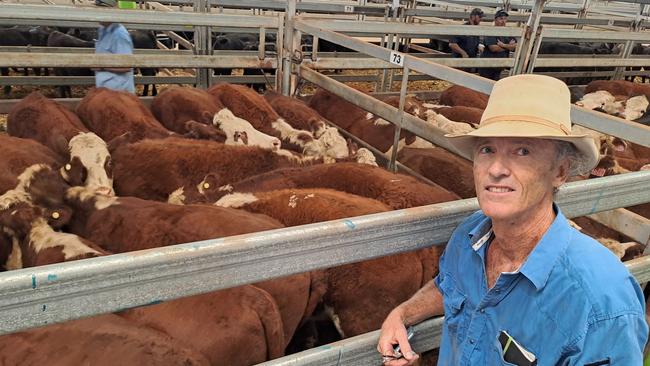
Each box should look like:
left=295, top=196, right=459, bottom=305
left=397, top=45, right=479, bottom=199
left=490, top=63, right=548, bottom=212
left=376, top=6, right=390, bottom=92
left=379, top=3, right=400, bottom=92
left=575, top=0, right=591, bottom=30
left=194, top=0, right=211, bottom=89
left=389, top=66, right=409, bottom=172
left=282, top=0, right=297, bottom=96
left=511, top=0, right=546, bottom=75
left=525, top=25, right=544, bottom=74
left=275, top=13, right=284, bottom=92
left=613, top=3, right=643, bottom=80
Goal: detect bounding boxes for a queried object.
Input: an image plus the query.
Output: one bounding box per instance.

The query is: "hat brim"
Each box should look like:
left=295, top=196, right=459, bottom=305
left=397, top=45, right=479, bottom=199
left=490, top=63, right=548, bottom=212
left=445, top=120, right=599, bottom=176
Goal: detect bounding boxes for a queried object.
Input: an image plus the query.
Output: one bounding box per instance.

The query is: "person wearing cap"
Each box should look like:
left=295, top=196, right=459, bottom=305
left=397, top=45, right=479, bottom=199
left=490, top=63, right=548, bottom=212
left=447, top=8, right=484, bottom=59
left=93, top=1, right=136, bottom=93
left=377, top=75, right=647, bottom=365
left=478, top=9, right=517, bottom=81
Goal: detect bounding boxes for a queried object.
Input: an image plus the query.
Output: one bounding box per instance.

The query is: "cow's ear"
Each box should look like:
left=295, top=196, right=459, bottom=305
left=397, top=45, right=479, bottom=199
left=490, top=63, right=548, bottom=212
left=52, top=135, right=70, bottom=156
left=200, top=111, right=214, bottom=125
left=612, top=137, right=628, bottom=152
left=107, top=132, right=132, bottom=153
left=347, top=138, right=358, bottom=157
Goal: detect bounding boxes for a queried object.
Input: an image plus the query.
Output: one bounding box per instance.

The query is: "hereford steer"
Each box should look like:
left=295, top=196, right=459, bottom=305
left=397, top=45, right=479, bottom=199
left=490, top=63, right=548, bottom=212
left=208, top=83, right=342, bottom=158
left=264, top=90, right=348, bottom=158
left=431, top=105, right=483, bottom=126
left=112, top=138, right=332, bottom=203
left=586, top=80, right=650, bottom=100
left=215, top=162, right=460, bottom=209
left=76, top=87, right=173, bottom=142
left=397, top=147, right=476, bottom=198
left=216, top=188, right=429, bottom=337
left=64, top=186, right=317, bottom=345
left=8, top=92, right=114, bottom=194
left=0, top=135, right=62, bottom=194
left=439, top=85, right=489, bottom=109
left=0, top=203, right=107, bottom=270
left=0, top=314, right=211, bottom=366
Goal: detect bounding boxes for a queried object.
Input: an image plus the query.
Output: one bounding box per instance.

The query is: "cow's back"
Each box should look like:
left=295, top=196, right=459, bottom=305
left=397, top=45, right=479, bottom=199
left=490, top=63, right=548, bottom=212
left=151, top=86, right=222, bottom=133
left=8, top=92, right=88, bottom=157
left=77, top=87, right=170, bottom=142
left=0, top=135, right=61, bottom=193
left=308, top=88, right=368, bottom=130
left=440, top=85, right=489, bottom=109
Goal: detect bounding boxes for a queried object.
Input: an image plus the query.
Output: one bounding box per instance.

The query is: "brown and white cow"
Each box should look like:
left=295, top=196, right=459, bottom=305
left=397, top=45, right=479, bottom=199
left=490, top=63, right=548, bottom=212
left=431, top=105, right=483, bottom=126
left=8, top=92, right=114, bottom=195
left=111, top=137, right=352, bottom=204
left=585, top=80, right=650, bottom=100
left=0, top=314, right=212, bottom=366
left=308, top=88, right=433, bottom=155
left=76, top=87, right=173, bottom=142
left=64, top=186, right=317, bottom=344
left=216, top=188, right=432, bottom=337
left=0, top=202, right=107, bottom=270
left=214, top=162, right=460, bottom=210
left=439, top=85, right=489, bottom=109
left=264, top=90, right=349, bottom=158
left=0, top=135, right=63, bottom=195
left=208, top=84, right=344, bottom=158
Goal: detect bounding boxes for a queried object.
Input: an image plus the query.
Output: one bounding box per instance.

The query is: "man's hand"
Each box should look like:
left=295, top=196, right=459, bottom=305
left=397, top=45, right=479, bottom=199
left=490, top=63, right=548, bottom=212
left=377, top=309, right=419, bottom=366
left=497, top=40, right=506, bottom=48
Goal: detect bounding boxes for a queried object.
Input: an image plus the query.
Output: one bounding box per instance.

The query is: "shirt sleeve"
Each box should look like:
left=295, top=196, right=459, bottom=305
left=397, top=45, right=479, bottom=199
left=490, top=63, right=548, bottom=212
left=561, top=312, right=648, bottom=366
left=113, top=32, right=134, bottom=55
left=449, top=36, right=460, bottom=45
left=484, top=36, right=497, bottom=46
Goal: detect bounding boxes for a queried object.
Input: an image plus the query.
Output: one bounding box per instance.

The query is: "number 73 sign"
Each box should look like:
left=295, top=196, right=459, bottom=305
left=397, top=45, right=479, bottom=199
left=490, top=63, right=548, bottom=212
left=389, top=51, right=405, bottom=66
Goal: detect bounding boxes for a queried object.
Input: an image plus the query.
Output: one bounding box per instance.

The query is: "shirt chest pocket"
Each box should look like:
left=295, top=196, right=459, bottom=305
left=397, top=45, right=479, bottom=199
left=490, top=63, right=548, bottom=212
left=438, top=275, right=468, bottom=337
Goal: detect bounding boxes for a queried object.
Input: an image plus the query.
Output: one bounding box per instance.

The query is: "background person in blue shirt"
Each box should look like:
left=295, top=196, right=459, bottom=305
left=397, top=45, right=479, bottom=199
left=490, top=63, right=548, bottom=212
left=479, top=10, right=516, bottom=81
left=377, top=74, right=647, bottom=366
left=93, top=2, right=136, bottom=94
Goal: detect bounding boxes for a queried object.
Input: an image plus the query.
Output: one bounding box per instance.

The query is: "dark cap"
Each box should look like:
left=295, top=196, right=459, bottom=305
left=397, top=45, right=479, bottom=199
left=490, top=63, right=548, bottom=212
left=495, top=9, right=509, bottom=18
left=470, top=8, right=485, bottom=17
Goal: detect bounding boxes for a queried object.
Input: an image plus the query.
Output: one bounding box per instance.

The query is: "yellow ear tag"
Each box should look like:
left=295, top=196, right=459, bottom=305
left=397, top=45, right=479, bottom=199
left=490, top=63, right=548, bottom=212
left=51, top=212, right=60, bottom=219
left=65, top=164, right=72, bottom=171
left=203, top=183, right=210, bottom=189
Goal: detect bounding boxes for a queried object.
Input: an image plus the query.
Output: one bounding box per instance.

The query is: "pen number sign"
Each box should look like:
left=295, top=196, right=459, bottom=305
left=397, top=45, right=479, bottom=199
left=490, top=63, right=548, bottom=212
left=389, top=51, right=404, bottom=66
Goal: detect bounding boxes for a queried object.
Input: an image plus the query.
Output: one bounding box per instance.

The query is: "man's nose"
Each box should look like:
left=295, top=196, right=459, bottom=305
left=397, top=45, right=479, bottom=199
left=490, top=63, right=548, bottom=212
left=487, top=156, right=511, bottom=178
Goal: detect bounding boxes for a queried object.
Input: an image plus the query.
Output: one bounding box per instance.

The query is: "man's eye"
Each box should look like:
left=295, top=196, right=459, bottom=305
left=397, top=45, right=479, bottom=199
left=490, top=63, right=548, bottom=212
left=516, top=147, right=530, bottom=156
left=478, top=146, right=493, bottom=154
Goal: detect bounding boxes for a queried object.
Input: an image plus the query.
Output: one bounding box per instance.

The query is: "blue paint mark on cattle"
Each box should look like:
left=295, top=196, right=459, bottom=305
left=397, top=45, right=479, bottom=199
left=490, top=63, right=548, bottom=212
left=31, top=275, right=36, bottom=289
left=343, top=220, right=356, bottom=229
left=47, top=274, right=57, bottom=281
left=42, top=305, right=47, bottom=312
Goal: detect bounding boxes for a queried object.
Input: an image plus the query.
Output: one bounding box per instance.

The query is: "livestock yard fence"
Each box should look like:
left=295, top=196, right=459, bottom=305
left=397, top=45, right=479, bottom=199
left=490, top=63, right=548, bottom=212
left=0, top=0, right=649, bottom=365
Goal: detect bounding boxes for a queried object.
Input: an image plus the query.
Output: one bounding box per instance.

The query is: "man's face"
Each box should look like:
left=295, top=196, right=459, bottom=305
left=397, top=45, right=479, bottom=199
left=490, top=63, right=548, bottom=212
left=473, top=137, right=567, bottom=223
left=494, top=16, right=508, bottom=26
left=469, top=15, right=482, bottom=25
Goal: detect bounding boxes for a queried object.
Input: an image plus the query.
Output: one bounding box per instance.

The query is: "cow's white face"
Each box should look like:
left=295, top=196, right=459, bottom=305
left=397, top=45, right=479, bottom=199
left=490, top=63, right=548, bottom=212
left=576, top=91, right=614, bottom=110
left=213, top=108, right=281, bottom=150
left=622, top=95, right=649, bottom=121
left=62, top=133, right=114, bottom=196
left=316, top=127, right=349, bottom=159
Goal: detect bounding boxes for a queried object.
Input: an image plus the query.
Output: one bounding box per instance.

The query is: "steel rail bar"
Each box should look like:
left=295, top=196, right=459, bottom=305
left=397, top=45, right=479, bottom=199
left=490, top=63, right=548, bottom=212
left=0, top=172, right=646, bottom=335
left=295, top=19, right=523, bottom=37
left=259, top=253, right=650, bottom=366
left=0, top=4, right=280, bottom=28
left=588, top=209, right=650, bottom=245
left=534, top=57, right=650, bottom=67
left=0, top=52, right=277, bottom=69
left=295, top=21, right=650, bottom=147
left=542, top=27, right=650, bottom=42
left=0, top=19, right=253, bottom=32
left=0, top=46, right=192, bottom=55
left=303, top=57, right=512, bottom=69
left=139, top=0, right=389, bottom=15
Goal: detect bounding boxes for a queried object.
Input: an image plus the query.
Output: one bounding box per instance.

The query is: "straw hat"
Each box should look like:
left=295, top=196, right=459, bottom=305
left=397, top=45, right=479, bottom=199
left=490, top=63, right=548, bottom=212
left=446, top=74, right=599, bottom=175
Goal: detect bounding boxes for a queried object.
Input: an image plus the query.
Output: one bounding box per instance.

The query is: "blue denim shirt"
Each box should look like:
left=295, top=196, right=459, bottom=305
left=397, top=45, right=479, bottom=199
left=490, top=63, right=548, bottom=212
left=434, top=205, right=647, bottom=366
left=95, top=23, right=135, bottom=93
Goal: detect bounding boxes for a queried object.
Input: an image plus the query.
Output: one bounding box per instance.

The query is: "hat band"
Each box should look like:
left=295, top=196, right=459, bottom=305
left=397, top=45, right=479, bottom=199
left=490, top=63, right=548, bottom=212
left=480, top=115, right=571, bottom=135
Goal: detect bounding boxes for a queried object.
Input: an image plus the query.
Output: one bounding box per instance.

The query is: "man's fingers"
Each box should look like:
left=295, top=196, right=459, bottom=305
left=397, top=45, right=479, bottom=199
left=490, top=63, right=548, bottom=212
left=395, top=332, right=416, bottom=360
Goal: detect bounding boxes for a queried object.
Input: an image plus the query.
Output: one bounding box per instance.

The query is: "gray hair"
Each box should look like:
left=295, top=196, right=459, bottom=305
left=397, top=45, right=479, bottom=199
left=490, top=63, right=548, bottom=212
left=554, top=140, right=589, bottom=177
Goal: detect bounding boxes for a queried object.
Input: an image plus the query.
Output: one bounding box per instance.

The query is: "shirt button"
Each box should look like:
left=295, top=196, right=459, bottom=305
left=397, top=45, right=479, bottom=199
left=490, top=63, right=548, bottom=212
left=495, top=289, right=501, bottom=293
left=469, top=339, right=475, bottom=344
left=480, top=309, right=485, bottom=313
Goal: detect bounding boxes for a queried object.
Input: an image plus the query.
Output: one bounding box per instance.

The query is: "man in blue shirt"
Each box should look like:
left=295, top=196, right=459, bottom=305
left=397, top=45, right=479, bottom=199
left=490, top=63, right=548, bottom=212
left=377, top=74, right=647, bottom=365
left=94, top=20, right=135, bottom=93
left=479, top=10, right=516, bottom=81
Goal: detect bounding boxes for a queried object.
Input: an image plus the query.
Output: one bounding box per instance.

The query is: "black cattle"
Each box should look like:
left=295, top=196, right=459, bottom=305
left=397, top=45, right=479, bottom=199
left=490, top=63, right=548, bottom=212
left=627, top=44, right=650, bottom=83
left=536, top=42, right=616, bottom=85
left=47, top=31, right=94, bottom=98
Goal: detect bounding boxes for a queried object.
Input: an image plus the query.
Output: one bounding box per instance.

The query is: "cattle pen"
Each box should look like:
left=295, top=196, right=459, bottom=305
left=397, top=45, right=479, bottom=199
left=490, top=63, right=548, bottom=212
left=0, top=0, right=650, bottom=365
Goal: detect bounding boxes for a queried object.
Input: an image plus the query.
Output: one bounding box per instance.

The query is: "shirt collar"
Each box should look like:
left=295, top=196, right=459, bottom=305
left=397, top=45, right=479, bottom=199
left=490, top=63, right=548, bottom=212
left=518, top=204, right=572, bottom=291
left=468, top=204, right=572, bottom=291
